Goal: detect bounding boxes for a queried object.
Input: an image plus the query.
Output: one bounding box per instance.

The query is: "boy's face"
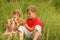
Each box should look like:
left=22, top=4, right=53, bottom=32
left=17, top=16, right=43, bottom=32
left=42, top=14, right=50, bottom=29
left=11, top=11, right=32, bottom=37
left=27, top=10, right=35, bottom=19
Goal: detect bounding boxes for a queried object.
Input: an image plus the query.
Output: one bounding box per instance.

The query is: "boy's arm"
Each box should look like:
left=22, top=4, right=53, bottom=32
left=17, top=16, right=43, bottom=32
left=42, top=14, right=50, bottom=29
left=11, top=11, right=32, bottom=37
left=22, top=19, right=34, bottom=31
left=24, top=23, right=34, bottom=32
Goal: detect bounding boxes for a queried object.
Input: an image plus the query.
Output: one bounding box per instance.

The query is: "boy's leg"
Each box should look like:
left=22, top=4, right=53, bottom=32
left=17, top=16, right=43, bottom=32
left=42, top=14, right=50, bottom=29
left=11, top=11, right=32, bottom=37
left=19, top=31, right=24, bottom=40
left=18, top=26, right=32, bottom=40
left=33, top=30, right=39, bottom=40
left=33, top=25, right=42, bottom=40
left=18, top=26, right=25, bottom=40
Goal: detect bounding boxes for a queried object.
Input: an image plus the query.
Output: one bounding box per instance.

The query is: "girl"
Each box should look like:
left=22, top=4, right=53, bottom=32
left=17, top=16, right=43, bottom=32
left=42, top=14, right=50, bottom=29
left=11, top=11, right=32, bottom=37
left=4, top=9, right=22, bottom=34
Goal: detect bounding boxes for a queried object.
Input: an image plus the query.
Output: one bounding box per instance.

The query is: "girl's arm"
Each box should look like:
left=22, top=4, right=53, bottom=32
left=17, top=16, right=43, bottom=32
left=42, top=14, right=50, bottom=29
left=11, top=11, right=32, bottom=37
left=7, top=19, right=12, bottom=32
left=14, top=18, right=20, bottom=31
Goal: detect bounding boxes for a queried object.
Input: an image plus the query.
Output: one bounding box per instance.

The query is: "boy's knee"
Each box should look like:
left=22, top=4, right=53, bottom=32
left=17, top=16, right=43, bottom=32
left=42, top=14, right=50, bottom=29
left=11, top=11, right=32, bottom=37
left=33, top=39, right=37, bottom=40
left=19, top=31, right=24, bottom=36
left=35, top=30, right=40, bottom=34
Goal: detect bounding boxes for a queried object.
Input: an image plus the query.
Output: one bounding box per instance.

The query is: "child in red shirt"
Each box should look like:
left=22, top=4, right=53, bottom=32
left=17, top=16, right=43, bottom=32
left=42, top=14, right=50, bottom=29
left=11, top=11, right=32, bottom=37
left=18, top=6, right=42, bottom=40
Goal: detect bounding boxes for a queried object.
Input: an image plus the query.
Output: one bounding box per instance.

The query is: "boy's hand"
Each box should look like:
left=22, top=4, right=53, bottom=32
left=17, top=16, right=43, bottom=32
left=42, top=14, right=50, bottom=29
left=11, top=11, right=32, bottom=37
left=24, top=23, right=34, bottom=32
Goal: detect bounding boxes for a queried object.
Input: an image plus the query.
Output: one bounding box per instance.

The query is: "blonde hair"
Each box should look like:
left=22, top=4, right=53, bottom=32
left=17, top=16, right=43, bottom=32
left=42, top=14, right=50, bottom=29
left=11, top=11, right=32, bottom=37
left=13, top=9, right=21, bottom=17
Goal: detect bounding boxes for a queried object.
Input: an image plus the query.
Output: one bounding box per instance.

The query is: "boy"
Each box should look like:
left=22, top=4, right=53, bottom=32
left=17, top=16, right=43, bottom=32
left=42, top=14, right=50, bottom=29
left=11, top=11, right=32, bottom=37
left=18, top=6, right=42, bottom=40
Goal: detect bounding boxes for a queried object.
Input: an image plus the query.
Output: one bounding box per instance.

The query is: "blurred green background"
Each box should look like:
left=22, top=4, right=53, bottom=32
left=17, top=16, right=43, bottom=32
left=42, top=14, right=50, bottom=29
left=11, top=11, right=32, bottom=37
left=0, top=0, right=60, bottom=40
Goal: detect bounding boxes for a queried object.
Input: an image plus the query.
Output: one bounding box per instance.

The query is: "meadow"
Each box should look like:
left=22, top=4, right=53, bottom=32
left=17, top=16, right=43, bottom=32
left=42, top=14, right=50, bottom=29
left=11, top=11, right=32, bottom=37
left=0, top=0, right=60, bottom=40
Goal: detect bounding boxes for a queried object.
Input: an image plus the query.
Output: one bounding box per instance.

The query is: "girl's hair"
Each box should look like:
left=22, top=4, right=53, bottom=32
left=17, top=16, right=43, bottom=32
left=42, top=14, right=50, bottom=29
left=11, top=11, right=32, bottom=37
left=13, top=9, right=21, bottom=17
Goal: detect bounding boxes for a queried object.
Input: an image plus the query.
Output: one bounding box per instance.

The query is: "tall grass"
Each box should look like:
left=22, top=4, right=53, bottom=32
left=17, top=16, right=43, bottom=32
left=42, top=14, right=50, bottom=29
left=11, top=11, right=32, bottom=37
left=0, top=0, right=60, bottom=40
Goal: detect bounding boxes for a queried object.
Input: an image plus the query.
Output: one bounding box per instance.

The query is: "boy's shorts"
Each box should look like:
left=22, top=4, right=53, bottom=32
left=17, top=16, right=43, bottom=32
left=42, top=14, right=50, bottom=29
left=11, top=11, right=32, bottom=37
left=18, top=25, right=42, bottom=39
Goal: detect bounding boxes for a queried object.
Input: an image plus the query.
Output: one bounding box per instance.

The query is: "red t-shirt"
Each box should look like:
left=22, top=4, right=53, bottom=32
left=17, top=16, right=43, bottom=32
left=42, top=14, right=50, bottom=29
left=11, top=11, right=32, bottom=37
left=26, top=17, right=42, bottom=28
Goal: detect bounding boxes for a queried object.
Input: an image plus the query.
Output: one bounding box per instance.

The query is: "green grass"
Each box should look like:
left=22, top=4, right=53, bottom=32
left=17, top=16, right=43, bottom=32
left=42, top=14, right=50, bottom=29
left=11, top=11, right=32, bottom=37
left=0, top=0, right=60, bottom=40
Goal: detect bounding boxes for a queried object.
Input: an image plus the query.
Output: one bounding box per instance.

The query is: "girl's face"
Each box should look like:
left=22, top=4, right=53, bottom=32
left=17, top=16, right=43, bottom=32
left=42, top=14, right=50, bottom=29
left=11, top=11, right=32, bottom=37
left=13, top=14, right=19, bottom=19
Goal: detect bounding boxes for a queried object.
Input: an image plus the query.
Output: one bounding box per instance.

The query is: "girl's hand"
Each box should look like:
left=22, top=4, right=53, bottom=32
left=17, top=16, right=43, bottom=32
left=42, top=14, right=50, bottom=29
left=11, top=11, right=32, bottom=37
left=22, top=19, right=26, bottom=25
left=7, top=19, right=11, bottom=25
left=19, top=19, right=26, bottom=25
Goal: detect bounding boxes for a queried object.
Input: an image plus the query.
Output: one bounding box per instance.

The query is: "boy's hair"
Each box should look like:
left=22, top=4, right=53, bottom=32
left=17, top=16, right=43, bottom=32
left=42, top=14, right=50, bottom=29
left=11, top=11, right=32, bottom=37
left=13, top=9, right=21, bottom=17
left=27, top=6, right=37, bottom=13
